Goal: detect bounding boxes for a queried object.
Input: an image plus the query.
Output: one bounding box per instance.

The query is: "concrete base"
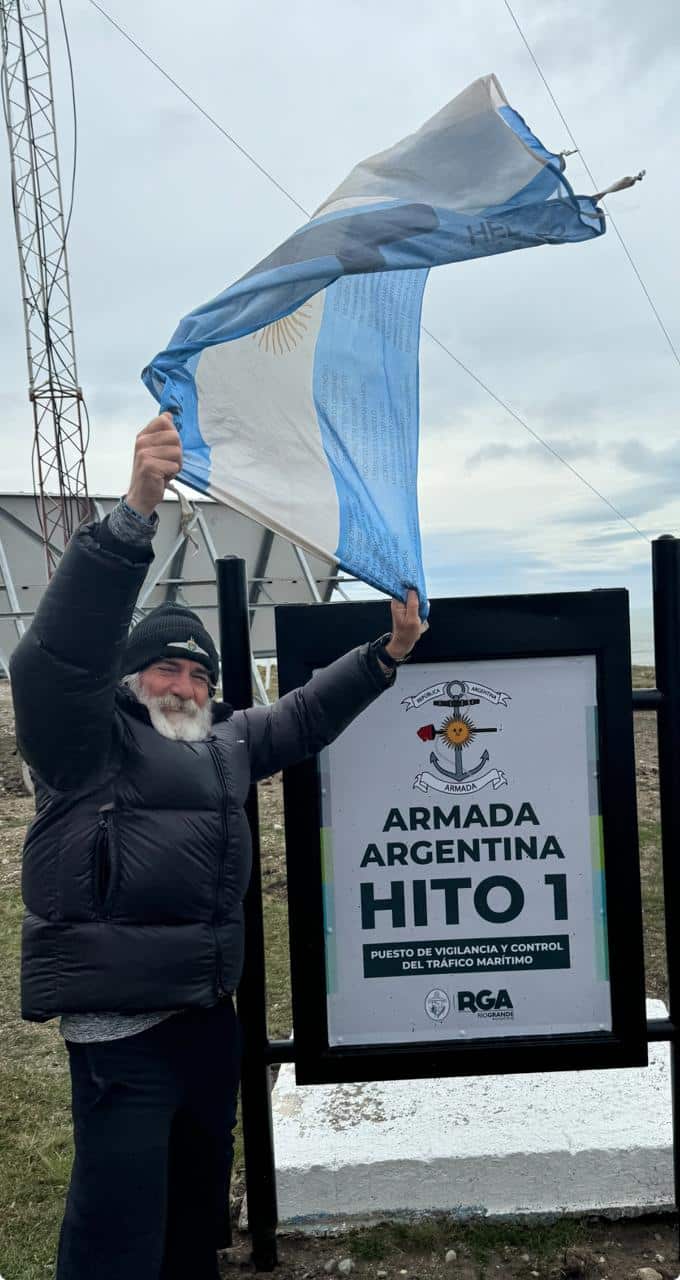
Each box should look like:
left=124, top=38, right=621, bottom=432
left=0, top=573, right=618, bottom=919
left=269, top=1000, right=673, bottom=1232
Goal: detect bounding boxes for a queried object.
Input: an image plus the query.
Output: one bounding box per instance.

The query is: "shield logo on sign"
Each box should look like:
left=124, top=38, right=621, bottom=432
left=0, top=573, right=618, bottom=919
left=424, top=989, right=450, bottom=1021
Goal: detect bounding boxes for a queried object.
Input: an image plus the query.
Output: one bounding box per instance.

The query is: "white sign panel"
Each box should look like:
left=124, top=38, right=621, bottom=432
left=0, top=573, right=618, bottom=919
left=319, top=656, right=611, bottom=1046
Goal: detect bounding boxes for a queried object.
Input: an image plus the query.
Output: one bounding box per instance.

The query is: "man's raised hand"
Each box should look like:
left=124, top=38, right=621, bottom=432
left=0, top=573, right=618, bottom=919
left=386, top=589, right=428, bottom=661
left=126, top=414, right=183, bottom=518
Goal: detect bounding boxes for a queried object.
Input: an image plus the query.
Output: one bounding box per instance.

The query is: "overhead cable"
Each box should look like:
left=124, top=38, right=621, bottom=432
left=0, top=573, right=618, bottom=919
left=86, top=0, right=308, bottom=217
left=503, top=0, right=680, bottom=372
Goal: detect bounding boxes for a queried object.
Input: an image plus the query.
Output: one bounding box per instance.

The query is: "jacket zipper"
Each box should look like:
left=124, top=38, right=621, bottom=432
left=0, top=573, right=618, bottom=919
left=207, top=741, right=229, bottom=996
left=95, top=803, right=115, bottom=918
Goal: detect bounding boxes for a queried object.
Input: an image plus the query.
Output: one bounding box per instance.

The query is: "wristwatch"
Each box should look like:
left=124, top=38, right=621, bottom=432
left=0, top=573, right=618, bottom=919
left=371, top=632, right=413, bottom=671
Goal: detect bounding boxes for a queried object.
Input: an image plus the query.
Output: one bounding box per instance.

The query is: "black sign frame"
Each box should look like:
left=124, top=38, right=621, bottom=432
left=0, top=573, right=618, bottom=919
left=276, top=588, right=647, bottom=1086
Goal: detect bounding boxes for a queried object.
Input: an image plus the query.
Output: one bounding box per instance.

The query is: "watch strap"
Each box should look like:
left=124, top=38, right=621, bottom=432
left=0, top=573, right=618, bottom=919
left=372, top=632, right=412, bottom=669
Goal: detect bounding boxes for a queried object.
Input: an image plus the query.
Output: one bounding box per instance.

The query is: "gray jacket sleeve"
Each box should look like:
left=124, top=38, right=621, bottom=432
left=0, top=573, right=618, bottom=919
left=241, top=645, right=392, bottom=783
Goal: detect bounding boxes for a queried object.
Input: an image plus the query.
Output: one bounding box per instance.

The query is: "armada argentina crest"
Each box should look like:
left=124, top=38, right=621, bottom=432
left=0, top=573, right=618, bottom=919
left=406, top=678, right=511, bottom=796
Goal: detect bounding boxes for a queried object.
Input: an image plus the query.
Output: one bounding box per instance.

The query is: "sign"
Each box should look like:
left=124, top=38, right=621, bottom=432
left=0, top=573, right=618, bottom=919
left=276, top=590, right=647, bottom=1084
left=319, top=656, right=610, bottom=1047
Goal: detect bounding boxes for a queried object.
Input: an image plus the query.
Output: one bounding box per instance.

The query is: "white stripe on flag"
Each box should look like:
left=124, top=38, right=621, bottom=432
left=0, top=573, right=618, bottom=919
left=194, top=291, right=340, bottom=559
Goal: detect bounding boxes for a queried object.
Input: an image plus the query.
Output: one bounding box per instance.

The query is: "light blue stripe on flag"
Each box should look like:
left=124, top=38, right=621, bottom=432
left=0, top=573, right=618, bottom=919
left=313, top=270, right=427, bottom=599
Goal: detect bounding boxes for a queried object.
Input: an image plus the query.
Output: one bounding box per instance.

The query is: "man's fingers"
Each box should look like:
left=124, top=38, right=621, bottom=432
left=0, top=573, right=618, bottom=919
left=390, top=590, right=425, bottom=623
left=397, top=589, right=420, bottom=622
left=137, top=458, right=182, bottom=476
left=406, top=589, right=419, bottom=617
left=138, top=414, right=178, bottom=437
left=136, top=429, right=180, bottom=449
left=141, top=412, right=176, bottom=431
left=136, top=444, right=183, bottom=461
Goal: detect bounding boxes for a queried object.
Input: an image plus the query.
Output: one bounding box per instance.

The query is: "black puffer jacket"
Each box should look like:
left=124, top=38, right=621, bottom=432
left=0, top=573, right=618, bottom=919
left=10, top=521, right=390, bottom=1022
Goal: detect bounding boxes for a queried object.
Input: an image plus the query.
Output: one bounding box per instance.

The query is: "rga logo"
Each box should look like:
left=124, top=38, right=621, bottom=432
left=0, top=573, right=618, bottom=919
left=424, top=988, right=450, bottom=1021
left=457, top=988, right=514, bottom=1019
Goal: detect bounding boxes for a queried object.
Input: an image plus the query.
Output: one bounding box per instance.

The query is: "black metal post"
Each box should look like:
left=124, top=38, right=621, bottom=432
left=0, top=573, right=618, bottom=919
left=652, top=535, right=680, bottom=1254
left=216, top=556, right=279, bottom=1270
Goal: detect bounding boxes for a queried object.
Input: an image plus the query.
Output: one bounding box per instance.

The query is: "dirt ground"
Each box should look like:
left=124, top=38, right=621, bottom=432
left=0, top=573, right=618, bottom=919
left=1, top=674, right=676, bottom=1280
left=222, top=1220, right=680, bottom=1280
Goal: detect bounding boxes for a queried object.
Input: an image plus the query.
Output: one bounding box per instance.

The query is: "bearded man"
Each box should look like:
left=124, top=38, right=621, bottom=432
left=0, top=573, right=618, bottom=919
left=10, top=414, right=425, bottom=1280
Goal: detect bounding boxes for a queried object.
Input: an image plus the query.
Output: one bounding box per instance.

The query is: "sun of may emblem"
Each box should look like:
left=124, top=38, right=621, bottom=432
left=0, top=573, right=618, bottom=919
left=435, top=713, right=477, bottom=748
left=254, top=302, right=313, bottom=355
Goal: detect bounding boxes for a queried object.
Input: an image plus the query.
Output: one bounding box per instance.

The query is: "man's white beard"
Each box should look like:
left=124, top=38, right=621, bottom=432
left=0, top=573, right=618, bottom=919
left=122, top=673, right=213, bottom=741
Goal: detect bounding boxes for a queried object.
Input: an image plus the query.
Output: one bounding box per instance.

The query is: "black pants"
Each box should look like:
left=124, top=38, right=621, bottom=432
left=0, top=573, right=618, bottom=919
left=56, top=1000, right=241, bottom=1280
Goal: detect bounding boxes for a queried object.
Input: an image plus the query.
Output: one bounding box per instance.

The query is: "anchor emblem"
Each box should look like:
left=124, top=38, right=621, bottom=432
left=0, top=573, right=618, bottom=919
left=417, top=680, right=499, bottom=784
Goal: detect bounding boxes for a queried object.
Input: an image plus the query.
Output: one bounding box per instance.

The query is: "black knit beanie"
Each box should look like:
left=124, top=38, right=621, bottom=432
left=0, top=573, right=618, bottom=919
left=123, top=603, right=219, bottom=686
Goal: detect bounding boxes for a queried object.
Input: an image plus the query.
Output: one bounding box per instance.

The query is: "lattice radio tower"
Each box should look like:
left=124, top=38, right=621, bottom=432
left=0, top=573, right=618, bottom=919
left=1, top=0, right=90, bottom=577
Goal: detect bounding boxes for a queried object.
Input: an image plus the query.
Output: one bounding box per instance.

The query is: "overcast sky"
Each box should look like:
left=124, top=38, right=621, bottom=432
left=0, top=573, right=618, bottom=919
left=1, top=0, right=678, bottom=614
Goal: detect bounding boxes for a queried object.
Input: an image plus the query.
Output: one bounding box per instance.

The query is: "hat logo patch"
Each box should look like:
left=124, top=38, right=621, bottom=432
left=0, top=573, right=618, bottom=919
left=167, top=637, right=210, bottom=659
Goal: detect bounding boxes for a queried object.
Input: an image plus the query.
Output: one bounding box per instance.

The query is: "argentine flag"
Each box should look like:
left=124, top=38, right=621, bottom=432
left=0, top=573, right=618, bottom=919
left=143, top=75, right=605, bottom=611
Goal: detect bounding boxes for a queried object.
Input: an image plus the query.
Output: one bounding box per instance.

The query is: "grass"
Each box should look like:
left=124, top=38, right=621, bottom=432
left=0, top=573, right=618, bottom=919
left=0, top=1069, right=72, bottom=1279
left=348, top=1216, right=585, bottom=1264
left=0, top=836, right=73, bottom=1279
left=0, top=665, right=668, bottom=1274
left=639, top=820, right=667, bottom=1003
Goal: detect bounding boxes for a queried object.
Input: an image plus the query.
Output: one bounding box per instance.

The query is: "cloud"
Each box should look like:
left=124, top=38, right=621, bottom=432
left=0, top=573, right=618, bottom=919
left=464, top=435, right=602, bottom=472
left=555, top=480, right=678, bottom=527
left=615, top=439, right=680, bottom=475
left=580, top=527, right=642, bottom=546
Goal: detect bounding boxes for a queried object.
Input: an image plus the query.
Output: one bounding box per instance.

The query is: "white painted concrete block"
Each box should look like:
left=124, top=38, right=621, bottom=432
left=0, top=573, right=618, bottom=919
left=271, top=1000, right=673, bottom=1231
